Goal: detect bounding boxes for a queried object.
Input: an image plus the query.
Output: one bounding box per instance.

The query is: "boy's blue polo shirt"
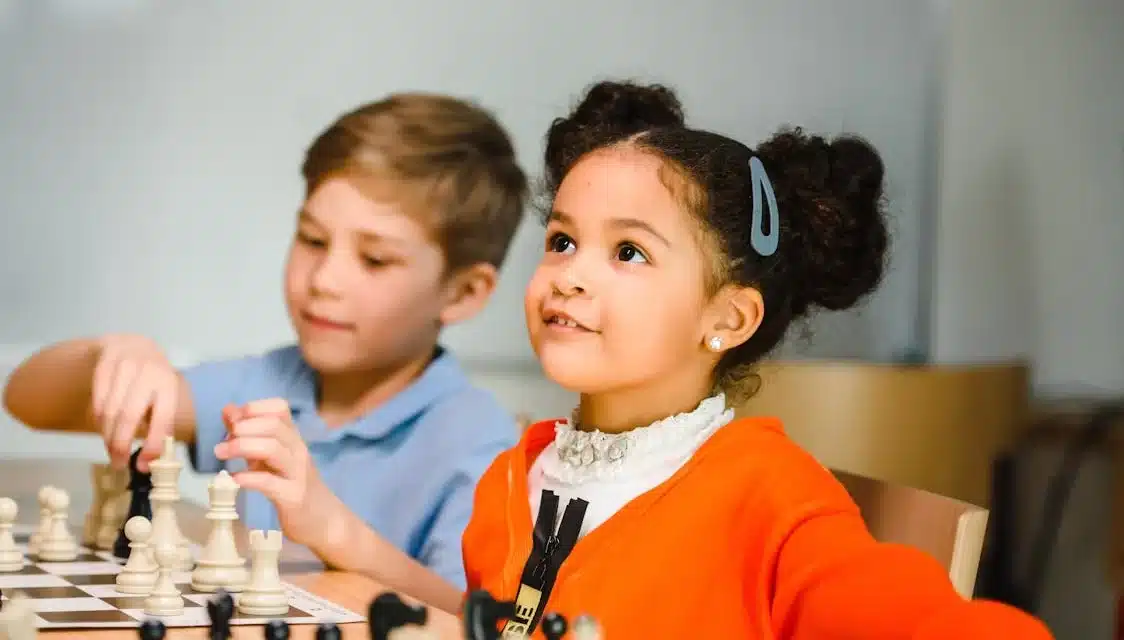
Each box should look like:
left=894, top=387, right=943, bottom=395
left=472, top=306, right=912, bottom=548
left=181, top=344, right=517, bottom=588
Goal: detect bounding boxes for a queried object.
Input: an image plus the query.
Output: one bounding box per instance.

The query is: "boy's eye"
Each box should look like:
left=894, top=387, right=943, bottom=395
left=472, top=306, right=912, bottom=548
left=297, top=231, right=325, bottom=247
left=616, top=243, right=648, bottom=264
left=362, top=256, right=387, bottom=268
left=547, top=232, right=575, bottom=254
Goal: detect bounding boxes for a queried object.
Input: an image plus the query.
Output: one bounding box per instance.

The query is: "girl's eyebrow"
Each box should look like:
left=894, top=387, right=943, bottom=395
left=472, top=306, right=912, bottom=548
left=550, top=210, right=672, bottom=248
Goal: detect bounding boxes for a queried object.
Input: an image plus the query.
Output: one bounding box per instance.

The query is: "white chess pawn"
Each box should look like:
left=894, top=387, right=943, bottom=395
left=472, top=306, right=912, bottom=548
left=571, top=615, right=603, bottom=640
left=144, top=543, right=184, bottom=617
left=236, top=530, right=288, bottom=616
left=0, top=497, right=25, bottom=572
left=0, top=591, right=37, bottom=640
left=37, top=488, right=78, bottom=562
left=116, top=516, right=159, bottom=594
left=28, top=485, right=55, bottom=557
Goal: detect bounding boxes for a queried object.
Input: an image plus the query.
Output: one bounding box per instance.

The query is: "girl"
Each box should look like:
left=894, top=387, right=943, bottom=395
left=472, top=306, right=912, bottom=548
left=458, top=80, right=1053, bottom=638
left=211, top=80, right=1052, bottom=638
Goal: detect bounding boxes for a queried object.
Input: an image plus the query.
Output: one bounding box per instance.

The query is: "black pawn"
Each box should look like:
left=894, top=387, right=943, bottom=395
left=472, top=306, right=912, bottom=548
left=315, top=622, right=341, bottom=640
left=264, top=620, right=290, bottom=640
left=368, top=592, right=427, bottom=640
left=114, top=447, right=153, bottom=559
left=207, top=589, right=235, bottom=640
left=139, top=619, right=166, bottom=640
left=542, top=612, right=568, bottom=640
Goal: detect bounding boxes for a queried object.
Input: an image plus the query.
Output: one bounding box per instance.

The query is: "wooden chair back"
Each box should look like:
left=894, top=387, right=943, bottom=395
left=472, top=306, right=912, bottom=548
left=737, top=360, right=1030, bottom=507
left=834, top=468, right=989, bottom=598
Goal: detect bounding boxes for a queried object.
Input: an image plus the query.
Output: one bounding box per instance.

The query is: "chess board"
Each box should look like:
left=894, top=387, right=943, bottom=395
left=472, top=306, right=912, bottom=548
left=0, top=525, right=365, bottom=629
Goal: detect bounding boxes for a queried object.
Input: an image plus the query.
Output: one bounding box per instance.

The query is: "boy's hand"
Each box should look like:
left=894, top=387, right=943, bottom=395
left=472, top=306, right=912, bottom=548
left=214, top=398, right=338, bottom=547
left=92, top=334, right=179, bottom=471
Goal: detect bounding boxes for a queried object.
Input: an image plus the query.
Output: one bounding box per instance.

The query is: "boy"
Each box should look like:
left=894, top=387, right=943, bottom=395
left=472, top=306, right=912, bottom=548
left=2, top=92, right=529, bottom=590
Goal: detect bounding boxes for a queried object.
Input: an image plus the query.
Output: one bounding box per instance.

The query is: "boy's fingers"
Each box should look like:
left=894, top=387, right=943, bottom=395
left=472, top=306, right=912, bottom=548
left=101, top=360, right=139, bottom=436
left=215, top=436, right=290, bottom=474
left=229, top=416, right=302, bottom=450
left=91, top=351, right=119, bottom=419
left=242, top=398, right=290, bottom=418
left=229, top=471, right=291, bottom=505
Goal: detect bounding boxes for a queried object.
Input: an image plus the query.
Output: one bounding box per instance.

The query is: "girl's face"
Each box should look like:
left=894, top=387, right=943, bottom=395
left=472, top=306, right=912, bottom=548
left=524, top=147, right=719, bottom=397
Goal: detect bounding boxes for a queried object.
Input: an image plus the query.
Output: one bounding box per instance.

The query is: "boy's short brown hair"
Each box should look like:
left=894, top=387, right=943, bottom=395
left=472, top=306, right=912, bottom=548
left=302, top=93, right=528, bottom=272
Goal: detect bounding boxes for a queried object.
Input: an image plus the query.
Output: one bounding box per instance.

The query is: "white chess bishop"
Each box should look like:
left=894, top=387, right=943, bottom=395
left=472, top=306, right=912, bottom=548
left=191, top=470, right=248, bottom=592
left=147, top=436, right=193, bottom=570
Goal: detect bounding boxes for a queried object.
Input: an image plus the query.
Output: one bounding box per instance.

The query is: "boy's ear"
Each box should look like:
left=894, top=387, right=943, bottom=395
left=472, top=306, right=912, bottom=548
left=438, top=263, right=498, bottom=326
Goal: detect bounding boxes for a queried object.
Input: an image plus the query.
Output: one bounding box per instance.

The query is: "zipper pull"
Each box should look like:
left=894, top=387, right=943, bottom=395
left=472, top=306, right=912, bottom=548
left=531, top=535, right=561, bottom=581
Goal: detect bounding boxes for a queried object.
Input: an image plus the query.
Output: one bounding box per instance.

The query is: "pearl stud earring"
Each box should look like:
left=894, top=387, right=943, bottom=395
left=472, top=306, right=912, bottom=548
left=707, top=336, right=723, bottom=352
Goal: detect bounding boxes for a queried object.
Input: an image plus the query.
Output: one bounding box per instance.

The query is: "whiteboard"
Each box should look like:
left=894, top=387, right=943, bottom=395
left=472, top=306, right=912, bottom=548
left=0, top=0, right=944, bottom=365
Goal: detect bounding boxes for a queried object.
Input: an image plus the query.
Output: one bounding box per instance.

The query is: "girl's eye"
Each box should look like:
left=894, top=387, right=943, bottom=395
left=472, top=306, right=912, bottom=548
left=547, top=232, right=576, bottom=254
left=616, top=243, right=648, bottom=264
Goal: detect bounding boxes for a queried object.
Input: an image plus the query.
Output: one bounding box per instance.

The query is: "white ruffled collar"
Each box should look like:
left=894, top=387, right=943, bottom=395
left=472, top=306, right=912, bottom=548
left=541, top=394, right=734, bottom=484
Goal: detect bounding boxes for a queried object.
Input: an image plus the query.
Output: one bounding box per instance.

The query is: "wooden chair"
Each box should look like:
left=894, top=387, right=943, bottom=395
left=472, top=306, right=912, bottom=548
left=737, top=360, right=1031, bottom=507
left=834, top=468, right=989, bottom=599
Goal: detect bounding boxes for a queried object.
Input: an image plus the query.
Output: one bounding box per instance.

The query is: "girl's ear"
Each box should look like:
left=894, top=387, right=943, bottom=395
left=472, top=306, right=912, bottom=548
left=700, top=284, right=764, bottom=352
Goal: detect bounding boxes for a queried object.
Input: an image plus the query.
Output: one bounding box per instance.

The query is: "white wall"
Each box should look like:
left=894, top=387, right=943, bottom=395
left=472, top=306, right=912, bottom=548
left=935, top=0, right=1124, bottom=396
left=936, top=1, right=1124, bottom=637
left=0, top=0, right=939, bottom=366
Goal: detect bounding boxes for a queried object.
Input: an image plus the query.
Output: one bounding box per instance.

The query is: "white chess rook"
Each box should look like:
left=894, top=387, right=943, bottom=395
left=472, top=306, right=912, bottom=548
left=116, top=516, right=159, bottom=594
left=37, top=488, right=78, bottom=562
left=237, top=529, right=288, bottom=616
left=191, top=470, right=248, bottom=592
left=0, top=497, right=24, bottom=572
left=148, top=436, right=193, bottom=571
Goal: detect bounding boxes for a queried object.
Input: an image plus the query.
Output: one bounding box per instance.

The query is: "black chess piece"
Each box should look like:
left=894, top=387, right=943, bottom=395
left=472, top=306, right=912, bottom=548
left=315, top=622, right=341, bottom=640
left=207, top=588, right=235, bottom=640
left=462, top=589, right=517, bottom=640
left=368, top=591, right=428, bottom=640
left=541, top=612, right=568, bottom=640
left=114, top=447, right=154, bottom=559
left=264, top=619, right=290, bottom=640
left=139, top=618, right=167, bottom=640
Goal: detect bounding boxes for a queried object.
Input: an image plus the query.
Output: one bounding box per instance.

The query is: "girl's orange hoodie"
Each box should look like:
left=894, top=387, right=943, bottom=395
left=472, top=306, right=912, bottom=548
left=461, top=416, right=1053, bottom=639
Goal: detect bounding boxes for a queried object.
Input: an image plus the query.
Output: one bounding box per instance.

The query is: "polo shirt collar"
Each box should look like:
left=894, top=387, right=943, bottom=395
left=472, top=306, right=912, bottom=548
left=286, top=346, right=469, bottom=443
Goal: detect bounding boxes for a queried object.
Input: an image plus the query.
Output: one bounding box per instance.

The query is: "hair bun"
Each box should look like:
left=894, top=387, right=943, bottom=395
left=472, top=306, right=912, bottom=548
left=756, top=128, right=888, bottom=315
left=567, top=80, right=685, bottom=134
left=542, top=80, right=686, bottom=201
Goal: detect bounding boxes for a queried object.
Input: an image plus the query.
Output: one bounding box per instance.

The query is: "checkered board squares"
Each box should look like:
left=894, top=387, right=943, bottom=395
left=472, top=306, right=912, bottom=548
left=2, top=525, right=365, bottom=629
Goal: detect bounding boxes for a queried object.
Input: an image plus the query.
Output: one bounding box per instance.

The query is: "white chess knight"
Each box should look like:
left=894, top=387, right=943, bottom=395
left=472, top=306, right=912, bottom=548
left=37, top=487, right=78, bottom=562
left=191, top=470, right=248, bottom=592
left=116, top=516, right=158, bottom=594
left=236, top=530, right=288, bottom=616
left=0, top=497, right=25, bottom=572
left=148, top=436, right=193, bottom=570
left=95, top=469, right=130, bottom=551
left=89, top=464, right=129, bottom=550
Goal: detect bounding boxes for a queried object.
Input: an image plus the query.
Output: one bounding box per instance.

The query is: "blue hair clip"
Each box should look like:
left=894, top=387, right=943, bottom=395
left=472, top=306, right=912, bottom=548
left=749, top=156, right=779, bottom=256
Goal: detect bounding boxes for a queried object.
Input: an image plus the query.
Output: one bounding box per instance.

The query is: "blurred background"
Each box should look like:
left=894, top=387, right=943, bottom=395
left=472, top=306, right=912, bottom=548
left=0, top=0, right=1121, bottom=637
